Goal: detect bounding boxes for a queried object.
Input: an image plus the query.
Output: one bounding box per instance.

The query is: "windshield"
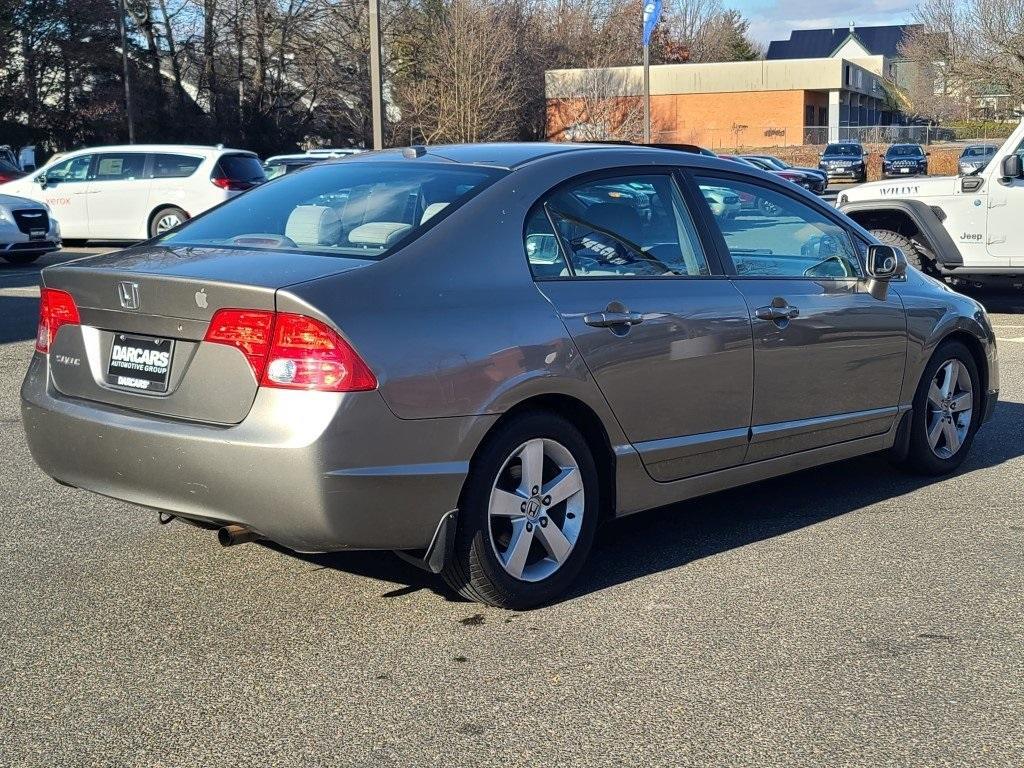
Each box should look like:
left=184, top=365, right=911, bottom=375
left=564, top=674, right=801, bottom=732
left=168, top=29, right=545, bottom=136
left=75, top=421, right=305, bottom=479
left=758, top=157, right=789, bottom=170
left=158, top=160, right=504, bottom=259
left=963, top=146, right=996, bottom=158
left=824, top=144, right=861, bottom=156
left=886, top=145, right=924, bottom=157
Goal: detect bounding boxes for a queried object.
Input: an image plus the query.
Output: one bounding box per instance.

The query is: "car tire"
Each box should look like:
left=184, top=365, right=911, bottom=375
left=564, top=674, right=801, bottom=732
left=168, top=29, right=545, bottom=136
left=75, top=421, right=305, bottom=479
left=1, top=253, right=42, bottom=265
left=442, top=411, right=599, bottom=609
left=898, top=340, right=982, bottom=476
left=870, top=229, right=937, bottom=277
left=149, top=206, right=188, bottom=238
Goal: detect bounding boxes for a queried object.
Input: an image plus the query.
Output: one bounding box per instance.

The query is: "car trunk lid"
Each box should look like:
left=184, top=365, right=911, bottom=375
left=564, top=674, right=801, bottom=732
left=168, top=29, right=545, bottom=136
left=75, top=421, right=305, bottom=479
left=42, top=244, right=370, bottom=424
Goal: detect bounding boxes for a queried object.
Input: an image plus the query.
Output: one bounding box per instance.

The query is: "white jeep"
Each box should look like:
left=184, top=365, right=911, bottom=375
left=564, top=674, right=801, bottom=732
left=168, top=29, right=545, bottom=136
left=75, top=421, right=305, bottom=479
left=839, top=119, right=1024, bottom=286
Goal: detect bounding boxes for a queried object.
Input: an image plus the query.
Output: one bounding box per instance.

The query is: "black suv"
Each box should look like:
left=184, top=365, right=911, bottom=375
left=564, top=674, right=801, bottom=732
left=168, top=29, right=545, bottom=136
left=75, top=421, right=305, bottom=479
left=882, top=143, right=929, bottom=178
left=818, top=142, right=867, bottom=183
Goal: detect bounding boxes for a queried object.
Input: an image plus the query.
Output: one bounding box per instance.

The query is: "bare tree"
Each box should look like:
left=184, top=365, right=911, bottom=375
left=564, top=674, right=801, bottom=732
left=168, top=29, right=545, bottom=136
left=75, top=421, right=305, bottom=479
left=901, top=0, right=1024, bottom=119
left=398, top=0, right=524, bottom=144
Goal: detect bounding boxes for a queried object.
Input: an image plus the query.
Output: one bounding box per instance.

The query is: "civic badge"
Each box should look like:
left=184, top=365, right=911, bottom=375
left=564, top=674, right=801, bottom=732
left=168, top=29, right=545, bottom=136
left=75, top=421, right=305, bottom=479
left=117, top=281, right=140, bottom=311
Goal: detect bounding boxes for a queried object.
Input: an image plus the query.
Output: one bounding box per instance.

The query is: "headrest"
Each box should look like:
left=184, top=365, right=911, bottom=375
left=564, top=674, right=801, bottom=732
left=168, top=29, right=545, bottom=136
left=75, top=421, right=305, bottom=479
left=348, top=221, right=413, bottom=247
left=421, top=202, right=449, bottom=224
left=285, top=205, right=341, bottom=246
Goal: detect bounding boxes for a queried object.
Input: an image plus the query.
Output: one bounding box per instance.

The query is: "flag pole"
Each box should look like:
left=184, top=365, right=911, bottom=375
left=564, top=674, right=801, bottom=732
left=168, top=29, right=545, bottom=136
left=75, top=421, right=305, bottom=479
left=643, top=43, right=651, bottom=144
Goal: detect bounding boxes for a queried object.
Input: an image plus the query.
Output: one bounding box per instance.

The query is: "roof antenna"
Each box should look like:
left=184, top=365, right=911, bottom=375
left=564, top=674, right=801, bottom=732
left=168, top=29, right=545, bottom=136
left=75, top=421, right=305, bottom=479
left=849, top=21, right=855, bottom=33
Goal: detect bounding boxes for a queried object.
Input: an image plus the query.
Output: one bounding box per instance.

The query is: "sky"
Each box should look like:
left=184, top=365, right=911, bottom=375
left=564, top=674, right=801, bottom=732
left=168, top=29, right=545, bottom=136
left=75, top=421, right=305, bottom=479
left=731, top=0, right=917, bottom=47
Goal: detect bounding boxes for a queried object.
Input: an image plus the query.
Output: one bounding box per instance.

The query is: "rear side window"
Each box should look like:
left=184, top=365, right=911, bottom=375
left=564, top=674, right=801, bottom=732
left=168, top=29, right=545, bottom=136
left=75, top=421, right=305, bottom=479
left=215, top=154, right=267, bottom=183
left=525, top=173, right=710, bottom=279
left=159, top=161, right=503, bottom=259
left=93, top=153, right=147, bottom=181
left=152, top=153, right=203, bottom=178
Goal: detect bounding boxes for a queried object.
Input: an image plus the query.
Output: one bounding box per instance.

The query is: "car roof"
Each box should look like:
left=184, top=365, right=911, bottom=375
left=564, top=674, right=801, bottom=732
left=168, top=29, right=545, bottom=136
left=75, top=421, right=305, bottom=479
left=56, top=145, right=254, bottom=157
left=338, top=142, right=656, bottom=170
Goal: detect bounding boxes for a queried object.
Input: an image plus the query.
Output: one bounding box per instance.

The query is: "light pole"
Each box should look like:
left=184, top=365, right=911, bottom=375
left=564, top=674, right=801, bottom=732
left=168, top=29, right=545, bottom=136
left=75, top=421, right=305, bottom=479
left=368, top=0, right=383, bottom=150
left=116, top=0, right=136, bottom=143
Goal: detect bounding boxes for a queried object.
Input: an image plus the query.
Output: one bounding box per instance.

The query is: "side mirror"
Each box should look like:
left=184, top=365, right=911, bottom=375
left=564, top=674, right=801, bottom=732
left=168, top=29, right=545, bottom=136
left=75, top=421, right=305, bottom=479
left=866, top=244, right=907, bottom=279
left=1001, top=154, right=1023, bottom=181
left=35, top=174, right=47, bottom=189
left=525, top=233, right=561, bottom=265
left=865, top=244, right=907, bottom=300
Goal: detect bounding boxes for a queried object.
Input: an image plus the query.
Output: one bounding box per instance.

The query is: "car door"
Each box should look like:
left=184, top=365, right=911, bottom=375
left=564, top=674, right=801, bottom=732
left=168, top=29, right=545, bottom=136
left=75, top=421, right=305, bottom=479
left=35, top=154, right=94, bottom=239
left=986, top=136, right=1024, bottom=264
left=526, top=170, right=754, bottom=482
left=690, top=172, right=908, bottom=463
left=85, top=152, right=152, bottom=239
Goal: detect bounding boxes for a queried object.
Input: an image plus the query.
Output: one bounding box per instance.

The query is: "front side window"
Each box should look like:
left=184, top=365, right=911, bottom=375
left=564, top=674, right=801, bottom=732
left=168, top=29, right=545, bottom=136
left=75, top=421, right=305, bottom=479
left=93, top=152, right=147, bottom=181
left=44, top=154, right=93, bottom=184
left=159, top=161, right=503, bottom=259
left=152, top=153, right=203, bottom=179
left=695, top=175, right=862, bottom=279
left=525, top=173, right=710, bottom=278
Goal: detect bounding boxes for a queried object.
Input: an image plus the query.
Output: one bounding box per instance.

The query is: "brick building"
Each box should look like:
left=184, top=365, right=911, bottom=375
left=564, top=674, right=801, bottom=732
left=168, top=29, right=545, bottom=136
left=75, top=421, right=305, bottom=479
left=546, top=24, right=918, bottom=149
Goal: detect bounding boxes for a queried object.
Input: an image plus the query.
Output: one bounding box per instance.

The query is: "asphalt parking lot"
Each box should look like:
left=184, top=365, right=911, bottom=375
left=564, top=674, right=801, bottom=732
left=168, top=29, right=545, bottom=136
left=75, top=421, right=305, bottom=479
left=2, top=249, right=1023, bottom=767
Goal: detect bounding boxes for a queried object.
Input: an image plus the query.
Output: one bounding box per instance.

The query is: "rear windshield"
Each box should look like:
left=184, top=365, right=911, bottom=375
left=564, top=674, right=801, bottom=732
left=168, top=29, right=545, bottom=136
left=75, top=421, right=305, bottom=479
left=215, top=154, right=267, bottom=183
left=159, top=161, right=504, bottom=259
left=824, top=144, right=861, bottom=156
left=886, top=145, right=924, bottom=157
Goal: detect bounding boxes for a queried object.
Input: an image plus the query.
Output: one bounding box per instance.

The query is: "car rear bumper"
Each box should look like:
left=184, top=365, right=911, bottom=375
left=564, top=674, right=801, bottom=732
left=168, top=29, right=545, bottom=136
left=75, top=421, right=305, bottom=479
left=21, top=354, right=494, bottom=552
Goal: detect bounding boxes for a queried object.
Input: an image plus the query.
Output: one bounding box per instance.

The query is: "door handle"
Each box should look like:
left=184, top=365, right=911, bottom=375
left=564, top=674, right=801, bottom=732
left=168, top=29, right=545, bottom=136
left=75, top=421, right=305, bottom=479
left=583, top=311, right=645, bottom=328
left=755, top=304, right=800, bottom=322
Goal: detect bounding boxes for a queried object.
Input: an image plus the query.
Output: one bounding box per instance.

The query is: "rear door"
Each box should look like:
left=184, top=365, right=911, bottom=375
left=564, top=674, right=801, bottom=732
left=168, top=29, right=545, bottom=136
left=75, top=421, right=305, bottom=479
left=85, top=152, right=152, bottom=239
left=528, top=170, right=754, bottom=481
left=690, top=172, right=907, bottom=463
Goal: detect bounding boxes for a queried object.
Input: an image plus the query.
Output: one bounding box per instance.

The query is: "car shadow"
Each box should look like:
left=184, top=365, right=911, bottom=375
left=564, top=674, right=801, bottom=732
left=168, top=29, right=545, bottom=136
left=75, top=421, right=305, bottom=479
left=281, top=399, right=1024, bottom=608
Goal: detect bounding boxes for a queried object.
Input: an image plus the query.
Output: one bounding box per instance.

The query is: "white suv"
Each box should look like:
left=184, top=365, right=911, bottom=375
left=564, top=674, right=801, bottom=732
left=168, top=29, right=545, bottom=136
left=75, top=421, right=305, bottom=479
left=0, top=145, right=266, bottom=242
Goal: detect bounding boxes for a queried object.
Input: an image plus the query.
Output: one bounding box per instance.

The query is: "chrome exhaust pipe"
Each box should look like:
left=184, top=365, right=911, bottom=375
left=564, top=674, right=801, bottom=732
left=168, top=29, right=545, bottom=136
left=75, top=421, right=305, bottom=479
left=217, top=524, right=263, bottom=547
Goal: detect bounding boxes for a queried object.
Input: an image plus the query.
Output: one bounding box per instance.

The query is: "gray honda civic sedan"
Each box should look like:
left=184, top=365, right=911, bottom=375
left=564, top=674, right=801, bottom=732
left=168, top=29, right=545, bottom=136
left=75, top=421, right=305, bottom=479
left=21, top=143, right=999, bottom=608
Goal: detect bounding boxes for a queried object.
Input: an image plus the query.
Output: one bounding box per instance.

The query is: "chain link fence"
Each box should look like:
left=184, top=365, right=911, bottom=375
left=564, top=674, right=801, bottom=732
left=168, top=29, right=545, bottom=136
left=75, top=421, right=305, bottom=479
left=654, top=122, right=1018, bottom=151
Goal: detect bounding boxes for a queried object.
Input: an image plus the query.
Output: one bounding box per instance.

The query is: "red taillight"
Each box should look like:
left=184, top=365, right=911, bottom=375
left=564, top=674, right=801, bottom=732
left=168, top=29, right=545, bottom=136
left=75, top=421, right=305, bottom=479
left=203, top=309, right=275, bottom=377
left=203, top=310, right=376, bottom=392
left=35, top=288, right=80, bottom=354
left=211, top=177, right=253, bottom=191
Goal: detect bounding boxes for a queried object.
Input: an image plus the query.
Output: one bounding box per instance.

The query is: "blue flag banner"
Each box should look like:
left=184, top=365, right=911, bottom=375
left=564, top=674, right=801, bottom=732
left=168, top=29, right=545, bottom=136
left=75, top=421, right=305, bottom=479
left=643, top=0, right=662, bottom=46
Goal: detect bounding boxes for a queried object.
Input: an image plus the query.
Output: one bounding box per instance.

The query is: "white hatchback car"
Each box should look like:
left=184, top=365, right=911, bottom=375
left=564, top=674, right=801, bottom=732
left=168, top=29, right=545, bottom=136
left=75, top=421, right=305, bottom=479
left=0, top=145, right=265, bottom=242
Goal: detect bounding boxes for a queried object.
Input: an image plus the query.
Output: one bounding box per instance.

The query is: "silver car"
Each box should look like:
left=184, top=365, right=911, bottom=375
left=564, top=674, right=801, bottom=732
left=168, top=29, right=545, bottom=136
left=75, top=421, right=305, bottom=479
left=21, top=144, right=999, bottom=608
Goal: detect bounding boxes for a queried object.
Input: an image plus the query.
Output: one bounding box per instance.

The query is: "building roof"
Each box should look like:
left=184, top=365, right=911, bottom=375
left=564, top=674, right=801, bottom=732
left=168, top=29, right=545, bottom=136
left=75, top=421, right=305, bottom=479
left=766, top=24, right=921, bottom=60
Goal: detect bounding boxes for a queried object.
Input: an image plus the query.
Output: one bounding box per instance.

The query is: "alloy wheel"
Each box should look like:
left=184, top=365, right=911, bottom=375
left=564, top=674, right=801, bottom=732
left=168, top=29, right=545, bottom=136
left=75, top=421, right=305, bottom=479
left=925, top=359, right=973, bottom=459
left=155, top=213, right=182, bottom=234
left=487, top=438, right=585, bottom=583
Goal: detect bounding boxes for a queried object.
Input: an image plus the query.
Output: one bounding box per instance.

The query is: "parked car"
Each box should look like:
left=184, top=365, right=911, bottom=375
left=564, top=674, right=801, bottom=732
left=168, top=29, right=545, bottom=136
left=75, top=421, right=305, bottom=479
left=22, top=144, right=998, bottom=609
left=958, top=144, right=998, bottom=176
left=0, top=156, right=27, bottom=184
left=882, top=143, right=929, bottom=177
left=839, top=117, right=1024, bottom=285
left=0, top=145, right=266, bottom=242
left=701, top=185, right=742, bottom=221
left=818, top=142, right=867, bottom=182
left=263, top=154, right=324, bottom=180
left=0, top=193, right=61, bottom=264
left=741, top=156, right=826, bottom=194
left=743, top=155, right=828, bottom=191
